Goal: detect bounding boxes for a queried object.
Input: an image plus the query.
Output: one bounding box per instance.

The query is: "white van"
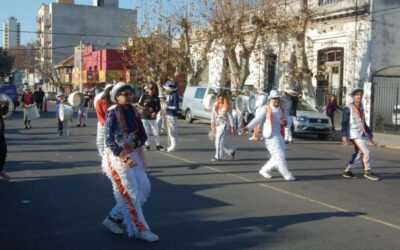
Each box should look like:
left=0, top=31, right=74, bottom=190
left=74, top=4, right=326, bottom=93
left=181, top=85, right=217, bottom=123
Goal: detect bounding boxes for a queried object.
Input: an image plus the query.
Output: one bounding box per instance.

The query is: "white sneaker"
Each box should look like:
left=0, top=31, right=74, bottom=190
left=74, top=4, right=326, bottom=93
left=102, top=217, right=123, bottom=234
left=259, top=169, right=272, bottom=179
left=167, top=147, right=176, bottom=152
left=137, top=231, right=159, bottom=242
left=248, top=137, right=258, bottom=141
left=284, top=175, right=296, bottom=181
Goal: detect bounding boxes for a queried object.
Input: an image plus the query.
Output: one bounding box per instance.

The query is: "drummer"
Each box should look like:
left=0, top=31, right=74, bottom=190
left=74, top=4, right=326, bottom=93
left=21, top=86, right=35, bottom=129
left=56, top=92, right=71, bottom=136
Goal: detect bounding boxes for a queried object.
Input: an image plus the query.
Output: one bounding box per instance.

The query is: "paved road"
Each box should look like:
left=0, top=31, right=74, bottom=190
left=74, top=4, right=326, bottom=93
left=1, top=105, right=399, bottom=250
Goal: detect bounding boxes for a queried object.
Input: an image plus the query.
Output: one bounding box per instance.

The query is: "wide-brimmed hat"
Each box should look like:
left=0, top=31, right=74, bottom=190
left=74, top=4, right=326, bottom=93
left=269, top=90, right=281, bottom=99
left=56, top=91, right=64, bottom=97
left=163, top=81, right=177, bottom=92
left=351, top=86, right=364, bottom=96
left=111, top=82, right=134, bottom=103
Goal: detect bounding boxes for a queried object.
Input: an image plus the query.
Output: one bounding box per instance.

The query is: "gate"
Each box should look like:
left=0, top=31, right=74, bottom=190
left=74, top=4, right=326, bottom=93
left=372, top=66, right=400, bottom=134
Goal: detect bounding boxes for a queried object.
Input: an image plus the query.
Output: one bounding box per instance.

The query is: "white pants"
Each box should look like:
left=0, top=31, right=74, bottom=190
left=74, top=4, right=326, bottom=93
left=284, top=116, right=294, bottom=142
left=215, top=124, right=235, bottom=159
left=260, top=136, right=293, bottom=179
left=232, top=110, right=243, bottom=135
left=103, top=149, right=151, bottom=237
left=96, top=122, right=105, bottom=157
left=347, top=137, right=372, bottom=170
left=142, top=119, right=161, bottom=147
left=156, top=113, right=167, bottom=132
left=166, top=115, right=178, bottom=150
left=77, top=107, right=88, bottom=125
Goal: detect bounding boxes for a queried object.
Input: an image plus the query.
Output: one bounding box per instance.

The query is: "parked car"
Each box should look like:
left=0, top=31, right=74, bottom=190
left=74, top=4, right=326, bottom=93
left=45, top=91, right=57, bottom=101
left=181, top=85, right=217, bottom=123
left=292, top=99, right=332, bottom=139
left=0, top=83, right=19, bottom=109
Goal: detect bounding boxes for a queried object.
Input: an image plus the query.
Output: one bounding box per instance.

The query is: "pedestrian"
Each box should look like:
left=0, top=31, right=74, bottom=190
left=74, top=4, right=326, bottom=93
left=210, top=91, right=236, bottom=162
left=281, top=87, right=299, bottom=144
left=325, top=94, right=343, bottom=131
left=21, top=86, right=34, bottom=129
left=76, top=90, right=90, bottom=127
left=242, top=90, right=296, bottom=181
left=156, top=93, right=167, bottom=134
left=341, top=87, right=380, bottom=181
left=95, top=83, right=114, bottom=157
left=101, top=82, right=159, bottom=242
left=55, top=92, right=71, bottom=136
left=163, top=81, right=179, bottom=152
left=249, top=89, right=268, bottom=141
left=33, top=87, right=45, bottom=112
left=0, top=98, right=10, bottom=181
left=231, top=88, right=243, bottom=135
left=138, top=83, right=164, bottom=151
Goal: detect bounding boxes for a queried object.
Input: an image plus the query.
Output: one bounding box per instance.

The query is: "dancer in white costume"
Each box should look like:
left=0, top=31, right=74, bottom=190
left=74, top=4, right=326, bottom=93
left=280, top=87, right=299, bottom=144
left=243, top=90, right=296, bottom=181
left=249, top=89, right=268, bottom=141
left=156, top=94, right=167, bottom=133
left=102, top=82, right=159, bottom=242
left=341, top=87, right=380, bottom=181
left=163, top=81, right=179, bottom=152
left=210, top=91, right=236, bottom=161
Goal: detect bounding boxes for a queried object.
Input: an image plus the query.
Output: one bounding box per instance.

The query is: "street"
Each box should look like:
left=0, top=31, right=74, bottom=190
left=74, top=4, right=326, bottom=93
left=0, top=105, right=399, bottom=250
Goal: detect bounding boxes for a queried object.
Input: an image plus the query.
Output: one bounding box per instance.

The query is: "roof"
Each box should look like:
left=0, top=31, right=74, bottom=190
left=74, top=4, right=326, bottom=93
left=54, top=54, right=74, bottom=68
left=373, top=66, right=400, bottom=78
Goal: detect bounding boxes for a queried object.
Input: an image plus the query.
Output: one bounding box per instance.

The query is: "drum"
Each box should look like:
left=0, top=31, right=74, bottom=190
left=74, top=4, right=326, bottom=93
left=235, top=95, right=246, bottom=113
left=68, top=92, right=85, bottom=108
left=59, top=105, right=74, bottom=121
left=247, top=95, right=257, bottom=113
left=26, top=104, right=40, bottom=120
left=203, top=94, right=216, bottom=111
left=0, top=93, right=14, bottom=118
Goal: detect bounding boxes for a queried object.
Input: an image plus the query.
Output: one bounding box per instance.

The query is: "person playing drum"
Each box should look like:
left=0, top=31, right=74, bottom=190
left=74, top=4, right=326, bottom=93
left=56, top=92, right=71, bottom=136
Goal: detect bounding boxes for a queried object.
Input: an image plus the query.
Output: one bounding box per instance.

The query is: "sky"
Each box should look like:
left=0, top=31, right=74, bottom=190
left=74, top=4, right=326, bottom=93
left=0, top=0, right=147, bottom=45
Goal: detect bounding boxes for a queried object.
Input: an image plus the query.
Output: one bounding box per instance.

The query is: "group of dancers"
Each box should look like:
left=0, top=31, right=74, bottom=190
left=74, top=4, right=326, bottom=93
left=90, top=80, right=380, bottom=243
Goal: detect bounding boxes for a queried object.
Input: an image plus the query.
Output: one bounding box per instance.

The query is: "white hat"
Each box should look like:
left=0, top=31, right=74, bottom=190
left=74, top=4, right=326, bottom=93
left=269, top=90, right=281, bottom=99
left=104, top=83, right=114, bottom=91
left=110, top=82, right=134, bottom=103
left=163, top=81, right=177, bottom=91
left=56, top=91, right=64, bottom=97
left=98, top=83, right=114, bottom=99
left=351, top=86, right=363, bottom=96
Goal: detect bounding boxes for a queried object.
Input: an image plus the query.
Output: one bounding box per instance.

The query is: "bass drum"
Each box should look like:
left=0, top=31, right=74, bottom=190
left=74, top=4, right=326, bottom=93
left=235, top=95, right=247, bottom=113
left=68, top=92, right=85, bottom=108
left=59, top=105, right=74, bottom=121
left=203, top=94, right=216, bottom=111
left=0, top=93, right=14, bottom=118
left=247, top=95, right=257, bottom=113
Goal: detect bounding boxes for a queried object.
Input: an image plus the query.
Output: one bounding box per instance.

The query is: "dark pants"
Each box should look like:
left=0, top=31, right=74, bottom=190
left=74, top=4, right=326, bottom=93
left=58, top=118, right=64, bottom=133
left=36, top=101, right=43, bottom=112
left=328, top=113, right=335, bottom=130
left=0, top=133, right=7, bottom=172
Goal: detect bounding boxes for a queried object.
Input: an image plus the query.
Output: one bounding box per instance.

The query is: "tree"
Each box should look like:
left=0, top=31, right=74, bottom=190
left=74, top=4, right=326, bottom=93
left=0, top=48, right=13, bottom=79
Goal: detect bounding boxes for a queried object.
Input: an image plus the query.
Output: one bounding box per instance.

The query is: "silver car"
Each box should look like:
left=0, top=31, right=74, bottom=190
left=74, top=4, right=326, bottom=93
left=292, top=99, right=332, bottom=139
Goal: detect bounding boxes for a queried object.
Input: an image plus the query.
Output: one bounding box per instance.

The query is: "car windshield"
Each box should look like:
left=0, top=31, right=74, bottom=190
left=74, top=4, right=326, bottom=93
left=297, top=99, right=318, bottom=112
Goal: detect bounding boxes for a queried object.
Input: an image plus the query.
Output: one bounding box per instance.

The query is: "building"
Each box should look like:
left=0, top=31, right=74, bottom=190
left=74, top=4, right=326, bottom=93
left=54, top=54, right=74, bottom=94
left=2, top=17, right=20, bottom=49
left=36, top=0, right=137, bottom=63
left=72, top=43, right=127, bottom=88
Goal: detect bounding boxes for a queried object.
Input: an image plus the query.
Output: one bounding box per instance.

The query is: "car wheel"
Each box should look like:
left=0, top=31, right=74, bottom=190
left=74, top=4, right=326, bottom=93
left=318, top=134, right=329, bottom=140
left=185, top=109, right=193, bottom=123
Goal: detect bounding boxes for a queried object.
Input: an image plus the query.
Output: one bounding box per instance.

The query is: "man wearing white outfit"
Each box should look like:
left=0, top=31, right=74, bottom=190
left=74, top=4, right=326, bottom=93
left=164, top=81, right=179, bottom=152
left=231, top=88, right=243, bottom=135
left=280, top=87, right=299, bottom=144
left=138, top=83, right=164, bottom=151
left=243, top=90, right=296, bottom=181
left=341, top=87, right=380, bottom=181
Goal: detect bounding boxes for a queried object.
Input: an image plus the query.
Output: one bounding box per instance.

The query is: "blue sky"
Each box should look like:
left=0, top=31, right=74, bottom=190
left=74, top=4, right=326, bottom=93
left=0, top=0, right=147, bottom=45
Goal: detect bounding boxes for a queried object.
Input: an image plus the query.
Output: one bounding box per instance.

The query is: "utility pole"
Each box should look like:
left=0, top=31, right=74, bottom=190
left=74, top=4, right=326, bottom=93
left=79, top=39, right=83, bottom=93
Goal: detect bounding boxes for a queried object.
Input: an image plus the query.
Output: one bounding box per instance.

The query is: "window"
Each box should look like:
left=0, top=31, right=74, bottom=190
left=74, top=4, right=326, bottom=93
left=318, top=0, right=344, bottom=6
left=194, top=88, right=206, bottom=99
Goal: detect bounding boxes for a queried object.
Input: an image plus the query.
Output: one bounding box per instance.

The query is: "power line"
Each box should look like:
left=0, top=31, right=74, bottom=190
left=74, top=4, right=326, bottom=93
left=0, top=29, right=130, bottom=39
left=3, top=45, right=77, bottom=51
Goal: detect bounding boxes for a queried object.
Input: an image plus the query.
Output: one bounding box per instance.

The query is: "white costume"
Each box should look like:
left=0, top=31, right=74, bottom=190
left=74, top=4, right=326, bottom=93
left=164, top=81, right=179, bottom=152
left=280, top=94, right=293, bottom=143
left=246, top=92, right=295, bottom=180
left=211, top=103, right=236, bottom=160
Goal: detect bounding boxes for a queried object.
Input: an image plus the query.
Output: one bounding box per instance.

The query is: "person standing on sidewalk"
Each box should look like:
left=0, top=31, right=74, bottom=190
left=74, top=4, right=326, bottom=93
left=341, top=87, right=381, bottom=181
left=101, top=82, right=159, bottom=242
left=0, top=99, right=10, bottom=181
left=163, top=81, right=179, bottom=152
left=21, top=86, right=34, bottom=129
left=138, top=83, right=164, bottom=151
left=243, top=90, right=296, bottom=181
left=210, top=91, right=236, bottom=162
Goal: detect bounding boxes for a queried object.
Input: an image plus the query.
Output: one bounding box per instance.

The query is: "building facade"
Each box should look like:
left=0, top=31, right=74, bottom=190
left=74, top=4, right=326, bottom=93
left=2, top=17, right=20, bottom=49
left=36, top=0, right=137, bottom=63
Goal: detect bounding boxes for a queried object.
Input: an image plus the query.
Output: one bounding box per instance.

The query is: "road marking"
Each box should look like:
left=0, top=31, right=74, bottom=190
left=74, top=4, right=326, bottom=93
left=159, top=152, right=400, bottom=231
